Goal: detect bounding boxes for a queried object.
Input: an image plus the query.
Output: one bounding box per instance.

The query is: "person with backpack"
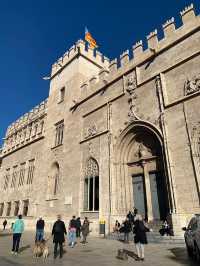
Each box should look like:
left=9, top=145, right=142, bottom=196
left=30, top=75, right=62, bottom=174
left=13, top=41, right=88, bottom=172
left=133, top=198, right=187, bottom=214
left=76, top=217, right=81, bottom=238
left=11, top=215, right=24, bottom=255
left=35, top=217, right=45, bottom=242
left=68, top=215, right=77, bottom=248
left=52, top=215, right=67, bottom=259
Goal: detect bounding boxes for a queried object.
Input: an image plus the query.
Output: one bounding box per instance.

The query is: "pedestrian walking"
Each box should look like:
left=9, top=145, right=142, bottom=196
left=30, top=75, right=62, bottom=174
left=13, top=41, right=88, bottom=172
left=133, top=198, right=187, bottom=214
left=11, top=214, right=24, bottom=255
left=76, top=217, right=81, bottom=238
left=52, top=215, right=67, bottom=259
left=3, top=219, right=7, bottom=230
left=81, top=217, right=90, bottom=244
left=68, top=215, right=77, bottom=247
left=35, top=217, right=45, bottom=242
left=133, top=214, right=151, bottom=261
left=123, top=217, right=132, bottom=243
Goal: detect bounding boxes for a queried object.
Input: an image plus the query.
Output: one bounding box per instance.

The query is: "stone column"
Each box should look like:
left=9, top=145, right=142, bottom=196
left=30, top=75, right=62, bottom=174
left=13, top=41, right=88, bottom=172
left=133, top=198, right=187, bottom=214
left=18, top=200, right=24, bottom=216
left=142, top=161, right=153, bottom=221
left=2, top=202, right=7, bottom=217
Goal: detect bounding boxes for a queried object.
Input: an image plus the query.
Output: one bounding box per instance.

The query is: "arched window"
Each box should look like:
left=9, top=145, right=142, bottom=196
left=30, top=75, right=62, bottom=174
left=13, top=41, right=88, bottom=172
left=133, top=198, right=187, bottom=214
left=84, top=158, right=99, bottom=211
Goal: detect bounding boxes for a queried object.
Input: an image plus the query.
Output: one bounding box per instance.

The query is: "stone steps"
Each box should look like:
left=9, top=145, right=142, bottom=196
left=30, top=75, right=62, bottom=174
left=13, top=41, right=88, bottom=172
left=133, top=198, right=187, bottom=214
left=107, top=232, right=184, bottom=244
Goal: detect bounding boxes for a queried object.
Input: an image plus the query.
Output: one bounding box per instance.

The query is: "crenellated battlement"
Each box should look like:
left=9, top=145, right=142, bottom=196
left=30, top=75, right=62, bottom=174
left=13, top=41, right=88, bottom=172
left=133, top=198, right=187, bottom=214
left=77, top=3, right=200, bottom=102
left=6, top=99, right=48, bottom=138
left=162, top=17, right=175, bottom=38
left=163, top=17, right=175, bottom=29
left=180, top=4, right=196, bottom=24
left=51, top=39, right=110, bottom=77
left=180, top=3, right=194, bottom=17
left=1, top=99, right=48, bottom=156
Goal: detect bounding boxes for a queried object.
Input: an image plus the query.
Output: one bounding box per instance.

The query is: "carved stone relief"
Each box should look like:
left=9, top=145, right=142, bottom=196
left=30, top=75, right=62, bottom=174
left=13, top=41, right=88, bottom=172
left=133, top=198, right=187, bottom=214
left=135, top=142, right=153, bottom=159
left=84, top=124, right=98, bottom=139
left=184, top=74, right=200, bottom=96
left=191, top=122, right=200, bottom=158
left=125, top=75, right=140, bottom=122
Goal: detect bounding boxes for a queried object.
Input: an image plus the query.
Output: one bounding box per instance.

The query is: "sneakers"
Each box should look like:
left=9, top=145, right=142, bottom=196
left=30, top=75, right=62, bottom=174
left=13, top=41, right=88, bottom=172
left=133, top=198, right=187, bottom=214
left=11, top=251, right=18, bottom=255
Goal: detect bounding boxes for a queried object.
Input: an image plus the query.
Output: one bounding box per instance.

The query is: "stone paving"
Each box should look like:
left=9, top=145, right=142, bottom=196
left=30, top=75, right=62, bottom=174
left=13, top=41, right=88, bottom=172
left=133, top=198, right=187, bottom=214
left=0, top=230, right=199, bottom=266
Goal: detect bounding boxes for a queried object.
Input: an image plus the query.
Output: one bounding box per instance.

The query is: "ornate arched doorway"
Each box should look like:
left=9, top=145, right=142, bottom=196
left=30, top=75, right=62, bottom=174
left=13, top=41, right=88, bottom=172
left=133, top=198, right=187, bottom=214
left=116, top=122, right=170, bottom=221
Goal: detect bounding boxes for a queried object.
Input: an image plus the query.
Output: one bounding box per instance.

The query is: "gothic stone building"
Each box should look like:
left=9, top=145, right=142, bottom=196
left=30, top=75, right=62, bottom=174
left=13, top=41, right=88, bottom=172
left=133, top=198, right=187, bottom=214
left=0, top=4, right=200, bottom=235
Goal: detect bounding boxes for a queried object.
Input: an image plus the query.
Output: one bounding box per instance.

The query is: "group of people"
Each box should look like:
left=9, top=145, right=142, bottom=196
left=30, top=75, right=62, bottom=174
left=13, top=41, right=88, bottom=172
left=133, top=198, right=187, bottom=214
left=4, top=210, right=172, bottom=261
left=113, top=208, right=173, bottom=261
left=9, top=214, right=90, bottom=259
left=113, top=208, right=151, bottom=261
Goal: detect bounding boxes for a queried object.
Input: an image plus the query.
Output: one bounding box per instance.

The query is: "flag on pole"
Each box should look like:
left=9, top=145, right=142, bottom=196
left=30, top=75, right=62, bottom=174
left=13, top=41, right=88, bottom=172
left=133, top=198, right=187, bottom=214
left=85, top=27, right=98, bottom=49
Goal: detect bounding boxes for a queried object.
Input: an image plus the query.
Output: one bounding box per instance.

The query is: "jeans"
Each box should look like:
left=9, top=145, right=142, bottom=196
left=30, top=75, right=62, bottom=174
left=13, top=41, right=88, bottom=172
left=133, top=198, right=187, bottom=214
left=54, top=242, right=63, bottom=258
left=12, top=233, right=22, bottom=252
left=35, top=229, right=44, bottom=242
left=124, top=232, right=129, bottom=242
left=135, top=243, right=144, bottom=258
left=82, top=233, right=88, bottom=243
left=68, top=230, right=76, bottom=246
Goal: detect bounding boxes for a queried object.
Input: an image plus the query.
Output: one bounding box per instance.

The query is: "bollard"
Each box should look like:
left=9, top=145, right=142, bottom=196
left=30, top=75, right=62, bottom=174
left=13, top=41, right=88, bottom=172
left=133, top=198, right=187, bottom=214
left=99, top=219, right=106, bottom=238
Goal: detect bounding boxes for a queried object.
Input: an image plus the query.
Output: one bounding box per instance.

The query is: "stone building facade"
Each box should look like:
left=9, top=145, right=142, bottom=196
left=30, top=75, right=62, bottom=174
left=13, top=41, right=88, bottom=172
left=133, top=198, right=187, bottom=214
left=0, top=3, right=200, bottom=235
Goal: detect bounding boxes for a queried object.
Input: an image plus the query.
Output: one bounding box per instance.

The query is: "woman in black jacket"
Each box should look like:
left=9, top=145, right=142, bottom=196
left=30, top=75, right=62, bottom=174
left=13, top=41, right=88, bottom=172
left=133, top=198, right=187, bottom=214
left=133, top=215, right=150, bottom=261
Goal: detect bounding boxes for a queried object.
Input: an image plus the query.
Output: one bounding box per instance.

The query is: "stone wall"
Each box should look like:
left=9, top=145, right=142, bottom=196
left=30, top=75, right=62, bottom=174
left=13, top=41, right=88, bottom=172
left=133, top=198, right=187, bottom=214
left=0, top=3, right=200, bottom=235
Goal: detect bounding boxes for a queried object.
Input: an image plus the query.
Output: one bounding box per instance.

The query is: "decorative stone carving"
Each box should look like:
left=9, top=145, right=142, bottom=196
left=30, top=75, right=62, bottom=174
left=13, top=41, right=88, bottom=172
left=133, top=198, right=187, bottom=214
left=138, top=143, right=147, bottom=158
left=88, top=141, right=94, bottom=155
left=191, top=122, right=200, bottom=156
left=126, top=76, right=137, bottom=95
left=136, top=142, right=152, bottom=159
left=85, top=158, right=99, bottom=177
left=184, top=74, right=200, bottom=96
left=84, top=124, right=97, bottom=139
left=125, top=74, right=140, bottom=122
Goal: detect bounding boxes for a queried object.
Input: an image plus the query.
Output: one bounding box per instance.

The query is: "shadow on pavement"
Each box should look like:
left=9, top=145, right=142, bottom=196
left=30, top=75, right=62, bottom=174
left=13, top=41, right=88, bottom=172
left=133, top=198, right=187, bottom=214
left=123, top=249, right=138, bottom=260
left=0, top=257, right=21, bottom=265
left=0, top=233, right=13, bottom=237
left=19, top=245, right=31, bottom=253
left=168, top=247, right=199, bottom=266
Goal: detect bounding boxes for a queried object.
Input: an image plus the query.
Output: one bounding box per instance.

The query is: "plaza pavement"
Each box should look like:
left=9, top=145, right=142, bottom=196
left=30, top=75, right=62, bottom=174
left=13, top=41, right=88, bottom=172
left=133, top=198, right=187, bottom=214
left=0, top=230, right=198, bottom=266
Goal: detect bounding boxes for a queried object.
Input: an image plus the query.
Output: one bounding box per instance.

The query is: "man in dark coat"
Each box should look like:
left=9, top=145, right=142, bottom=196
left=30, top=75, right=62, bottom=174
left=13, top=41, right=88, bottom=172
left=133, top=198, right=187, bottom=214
left=133, top=215, right=150, bottom=261
left=52, top=215, right=67, bottom=259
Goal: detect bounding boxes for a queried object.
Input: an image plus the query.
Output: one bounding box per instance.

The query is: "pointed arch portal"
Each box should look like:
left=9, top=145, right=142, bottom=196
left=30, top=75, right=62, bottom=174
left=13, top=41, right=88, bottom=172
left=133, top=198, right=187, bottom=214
left=116, top=122, right=170, bottom=221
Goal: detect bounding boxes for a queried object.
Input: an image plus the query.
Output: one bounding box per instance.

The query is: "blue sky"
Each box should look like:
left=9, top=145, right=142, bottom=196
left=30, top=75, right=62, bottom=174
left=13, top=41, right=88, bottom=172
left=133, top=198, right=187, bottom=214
left=0, top=0, right=199, bottom=146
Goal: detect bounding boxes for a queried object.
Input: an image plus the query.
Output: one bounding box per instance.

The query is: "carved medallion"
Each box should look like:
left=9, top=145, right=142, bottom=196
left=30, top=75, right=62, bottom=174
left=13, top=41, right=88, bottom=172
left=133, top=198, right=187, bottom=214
left=184, top=74, right=200, bottom=96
